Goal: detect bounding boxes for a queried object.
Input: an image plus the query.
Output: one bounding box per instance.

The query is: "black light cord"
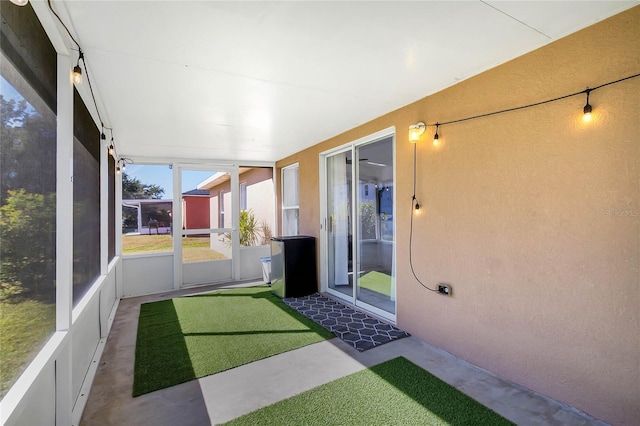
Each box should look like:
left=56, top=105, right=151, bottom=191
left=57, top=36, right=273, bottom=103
left=46, top=0, right=80, bottom=48
left=47, top=0, right=114, bottom=156
left=423, top=72, right=640, bottom=128
left=409, top=143, right=438, bottom=293
left=408, top=72, right=639, bottom=294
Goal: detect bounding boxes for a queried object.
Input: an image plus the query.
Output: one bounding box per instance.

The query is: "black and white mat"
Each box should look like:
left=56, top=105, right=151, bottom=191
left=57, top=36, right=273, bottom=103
left=283, top=293, right=410, bottom=352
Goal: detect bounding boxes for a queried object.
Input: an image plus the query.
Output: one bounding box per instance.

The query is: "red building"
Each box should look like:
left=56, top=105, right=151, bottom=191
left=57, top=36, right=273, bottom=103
left=181, top=189, right=210, bottom=231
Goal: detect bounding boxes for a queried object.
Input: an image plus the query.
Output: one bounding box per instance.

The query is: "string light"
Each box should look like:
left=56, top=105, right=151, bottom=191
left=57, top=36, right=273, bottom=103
left=583, top=89, right=593, bottom=122
left=47, top=0, right=121, bottom=158
left=117, top=157, right=133, bottom=174
left=405, top=73, right=640, bottom=296
left=409, top=140, right=437, bottom=293
left=72, top=50, right=83, bottom=85
left=408, top=73, right=639, bottom=144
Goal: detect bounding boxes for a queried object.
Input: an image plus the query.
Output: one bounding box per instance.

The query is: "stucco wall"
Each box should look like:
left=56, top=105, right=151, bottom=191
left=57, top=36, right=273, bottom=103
left=207, top=167, right=275, bottom=255
left=275, top=7, right=640, bottom=425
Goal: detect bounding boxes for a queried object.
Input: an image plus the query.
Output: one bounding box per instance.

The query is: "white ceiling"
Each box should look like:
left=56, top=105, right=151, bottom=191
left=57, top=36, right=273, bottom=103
left=49, top=1, right=637, bottom=163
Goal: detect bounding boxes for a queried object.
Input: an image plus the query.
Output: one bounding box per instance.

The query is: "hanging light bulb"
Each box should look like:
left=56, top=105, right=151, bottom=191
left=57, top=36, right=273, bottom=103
left=583, top=89, right=592, bottom=122
left=10, top=0, right=29, bottom=6
left=409, top=122, right=426, bottom=143
left=433, top=123, right=440, bottom=147
left=121, top=160, right=126, bottom=172
left=72, top=50, right=84, bottom=85
left=72, top=65, right=82, bottom=85
left=108, top=144, right=115, bottom=155
left=116, top=165, right=121, bottom=175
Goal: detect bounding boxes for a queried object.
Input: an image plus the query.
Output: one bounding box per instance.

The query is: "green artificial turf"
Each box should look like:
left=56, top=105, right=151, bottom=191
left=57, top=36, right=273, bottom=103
left=222, top=356, right=514, bottom=426
left=133, top=286, right=334, bottom=396
left=359, top=270, right=392, bottom=297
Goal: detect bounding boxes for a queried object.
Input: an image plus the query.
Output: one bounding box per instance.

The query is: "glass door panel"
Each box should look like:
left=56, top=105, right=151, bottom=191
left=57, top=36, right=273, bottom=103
left=355, top=137, right=395, bottom=316
left=326, top=150, right=353, bottom=299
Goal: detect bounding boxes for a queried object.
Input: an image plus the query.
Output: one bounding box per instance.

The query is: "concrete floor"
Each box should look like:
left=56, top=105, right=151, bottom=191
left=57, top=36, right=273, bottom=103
left=80, top=282, right=607, bottom=426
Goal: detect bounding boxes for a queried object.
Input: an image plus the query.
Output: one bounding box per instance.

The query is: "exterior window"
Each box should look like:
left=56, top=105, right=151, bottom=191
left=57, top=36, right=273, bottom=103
left=219, top=190, right=225, bottom=228
left=240, top=182, right=247, bottom=211
left=281, top=164, right=299, bottom=236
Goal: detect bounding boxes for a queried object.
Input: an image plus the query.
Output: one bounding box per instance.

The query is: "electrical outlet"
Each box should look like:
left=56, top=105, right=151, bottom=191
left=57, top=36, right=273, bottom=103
left=437, top=283, right=452, bottom=296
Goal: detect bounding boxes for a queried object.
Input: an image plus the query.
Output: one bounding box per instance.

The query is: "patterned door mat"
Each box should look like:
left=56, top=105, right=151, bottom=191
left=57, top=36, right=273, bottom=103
left=283, top=293, right=410, bottom=352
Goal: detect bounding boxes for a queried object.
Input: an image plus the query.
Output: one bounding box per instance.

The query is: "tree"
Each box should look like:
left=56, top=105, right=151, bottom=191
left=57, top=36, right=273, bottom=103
left=122, top=173, right=165, bottom=199
left=0, top=190, right=55, bottom=301
left=1, top=93, right=56, bottom=302
left=0, top=95, right=56, bottom=205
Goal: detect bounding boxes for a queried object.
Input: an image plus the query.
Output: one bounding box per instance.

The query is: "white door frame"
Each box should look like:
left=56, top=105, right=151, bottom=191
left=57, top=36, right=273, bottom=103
left=173, top=163, right=240, bottom=289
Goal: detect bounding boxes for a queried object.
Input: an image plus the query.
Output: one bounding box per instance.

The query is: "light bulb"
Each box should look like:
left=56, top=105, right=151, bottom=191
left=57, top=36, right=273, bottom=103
left=409, top=128, right=421, bottom=143
left=433, top=133, right=439, bottom=147
left=583, top=103, right=592, bottom=122
left=116, top=166, right=121, bottom=175
left=10, top=0, right=29, bottom=6
left=72, top=65, right=82, bottom=85
left=108, top=144, right=114, bottom=155
left=408, top=122, right=426, bottom=143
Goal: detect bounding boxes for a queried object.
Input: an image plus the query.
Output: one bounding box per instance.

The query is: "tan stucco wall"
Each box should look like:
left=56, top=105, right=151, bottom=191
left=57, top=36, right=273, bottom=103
left=207, top=167, right=274, bottom=255
left=276, top=7, right=640, bottom=425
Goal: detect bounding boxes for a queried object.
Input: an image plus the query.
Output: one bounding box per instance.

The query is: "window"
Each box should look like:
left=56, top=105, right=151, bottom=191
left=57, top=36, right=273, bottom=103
left=281, top=163, right=299, bottom=236
left=219, top=190, right=225, bottom=228
left=0, top=3, right=57, bottom=399
left=240, top=182, right=247, bottom=211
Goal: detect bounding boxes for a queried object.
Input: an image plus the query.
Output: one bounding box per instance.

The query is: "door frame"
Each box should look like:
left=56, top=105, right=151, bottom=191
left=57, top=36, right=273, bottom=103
left=319, top=127, right=396, bottom=322
left=173, top=163, right=240, bottom=288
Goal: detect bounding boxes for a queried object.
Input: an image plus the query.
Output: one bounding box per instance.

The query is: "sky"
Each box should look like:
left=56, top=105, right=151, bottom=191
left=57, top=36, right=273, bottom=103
left=1, top=75, right=36, bottom=119
left=123, top=164, right=218, bottom=199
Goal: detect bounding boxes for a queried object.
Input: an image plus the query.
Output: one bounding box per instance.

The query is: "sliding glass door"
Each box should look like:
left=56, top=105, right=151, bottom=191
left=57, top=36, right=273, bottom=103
left=322, top=130, right=396, bottom=321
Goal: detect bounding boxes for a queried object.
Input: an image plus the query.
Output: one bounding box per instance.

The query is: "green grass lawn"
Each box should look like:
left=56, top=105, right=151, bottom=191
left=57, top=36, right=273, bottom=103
left=0, top=299, right=56, bottom=398
left=122, top=235, right=227, bottom=262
